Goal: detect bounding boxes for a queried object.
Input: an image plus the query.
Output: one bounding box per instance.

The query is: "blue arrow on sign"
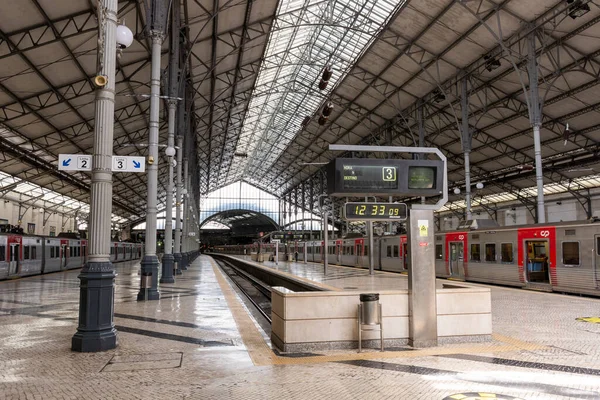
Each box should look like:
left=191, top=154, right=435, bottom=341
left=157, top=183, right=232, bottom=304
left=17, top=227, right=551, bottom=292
left=133, top=160, right=141, bottom=169
left=62, top=159, right=71, bottom=167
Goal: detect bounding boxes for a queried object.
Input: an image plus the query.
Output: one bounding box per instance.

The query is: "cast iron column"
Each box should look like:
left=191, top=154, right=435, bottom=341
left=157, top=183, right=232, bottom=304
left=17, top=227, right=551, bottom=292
left=181, top=158, right=189, bottom=269
left=174, top=133, right=183, bottom=274
left=461, top=77, right=472, bottom=221
left=528, top=31, right=545, bottom=223
left=72, top=0, right=118, bottom=352
left=160, top=99, right=176, bottom=284
left=138, top=30, right=164, bottom=300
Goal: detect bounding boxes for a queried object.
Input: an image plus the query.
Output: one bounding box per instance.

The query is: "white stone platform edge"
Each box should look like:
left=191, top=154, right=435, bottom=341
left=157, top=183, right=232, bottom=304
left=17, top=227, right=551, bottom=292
left=271, top=286, right=492, bottom=352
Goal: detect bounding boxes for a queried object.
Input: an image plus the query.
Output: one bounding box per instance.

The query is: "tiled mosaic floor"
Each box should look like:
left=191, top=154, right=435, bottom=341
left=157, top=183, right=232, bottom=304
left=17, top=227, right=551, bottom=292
left=1, top=255, right=600, bottom=399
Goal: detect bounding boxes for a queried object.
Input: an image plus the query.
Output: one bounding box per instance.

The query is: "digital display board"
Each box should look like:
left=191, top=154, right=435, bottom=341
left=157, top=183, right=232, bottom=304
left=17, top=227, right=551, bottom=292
left=327, top=158, right=444, bottom=197
left=408, top=166, right=436, bottom=189
left=344, top=202, right=407, bottom=221
left=342, top=165, right=397, bottom=190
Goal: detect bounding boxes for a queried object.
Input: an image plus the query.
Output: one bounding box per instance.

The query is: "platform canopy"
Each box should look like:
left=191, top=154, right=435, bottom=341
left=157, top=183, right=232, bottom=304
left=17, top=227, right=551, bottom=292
left=0, top=0, right=599, bottom=223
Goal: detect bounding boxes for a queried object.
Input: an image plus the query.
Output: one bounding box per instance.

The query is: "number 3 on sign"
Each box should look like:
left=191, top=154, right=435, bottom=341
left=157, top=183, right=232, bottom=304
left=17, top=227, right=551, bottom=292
left=382, top=167, right=396, bottom=182
left=113, top=157, right=126, bottom=171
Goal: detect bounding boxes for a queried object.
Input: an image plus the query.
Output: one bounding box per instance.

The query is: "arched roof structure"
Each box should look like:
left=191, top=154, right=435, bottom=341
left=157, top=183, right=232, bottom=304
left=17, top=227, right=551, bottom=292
left=0, top=0, right=599, bottom=224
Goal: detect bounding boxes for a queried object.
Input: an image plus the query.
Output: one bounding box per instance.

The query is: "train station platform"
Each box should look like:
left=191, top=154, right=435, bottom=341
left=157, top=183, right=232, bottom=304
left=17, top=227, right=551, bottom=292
left=228, top=254, right=415, bottom=291
left=2, top=255, right=600, bottom=399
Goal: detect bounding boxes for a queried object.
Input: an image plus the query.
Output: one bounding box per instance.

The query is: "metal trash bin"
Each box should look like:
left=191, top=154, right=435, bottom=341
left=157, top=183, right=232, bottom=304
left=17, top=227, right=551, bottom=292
left=360, top=293, right=380, bottom=325
left=141, top=272, right=152, bottom=288
left=358, top=293, right=383, bottom=352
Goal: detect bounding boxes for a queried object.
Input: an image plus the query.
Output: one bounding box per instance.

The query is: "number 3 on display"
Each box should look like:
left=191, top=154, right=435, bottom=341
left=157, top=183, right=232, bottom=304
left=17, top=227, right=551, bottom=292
left=382, top=167, right=396, bottom=181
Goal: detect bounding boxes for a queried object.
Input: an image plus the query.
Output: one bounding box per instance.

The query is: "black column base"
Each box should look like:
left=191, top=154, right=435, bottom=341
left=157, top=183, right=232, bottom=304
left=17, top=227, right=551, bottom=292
left=181, top=253, right=188, bottom=270
left=137, top=255, right=160, bottom=301
left=72, top=261, right=117, bottom=352
left=160, top=254, right=175, bottom=283
left=173, top=253, right=183, bottom=275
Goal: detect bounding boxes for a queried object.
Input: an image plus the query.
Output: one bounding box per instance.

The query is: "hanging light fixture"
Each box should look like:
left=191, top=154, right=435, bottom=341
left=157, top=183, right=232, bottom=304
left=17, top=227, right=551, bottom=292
left=567, top=0, right=590, bottom=19
left=322, top=102, right=334, bottom=117
left=563, top=122, right=571, bottom=146
left=484, top=55, right=501, bottom=72
left=318, top=66, right=333, bottom=90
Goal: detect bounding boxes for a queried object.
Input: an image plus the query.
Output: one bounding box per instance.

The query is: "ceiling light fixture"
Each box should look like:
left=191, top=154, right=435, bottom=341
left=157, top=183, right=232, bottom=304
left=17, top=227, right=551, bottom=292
left=433, top=90, right=446, bottom=103
left=301, top=116, right=311, bottom=129
left=563, top=122, right=571, bottom=146
left=483, top=55, right=501, bottom=71
left=318, top=66, right=333, bottom=90
left=567, top=0, right=590, bottom=18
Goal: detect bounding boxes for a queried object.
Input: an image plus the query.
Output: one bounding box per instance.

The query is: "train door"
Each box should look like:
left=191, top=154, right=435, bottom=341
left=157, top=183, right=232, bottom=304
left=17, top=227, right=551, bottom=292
left=449, top=242, right=464, bottom=278
left=445, top=233, right=467, bottom=279
left=8, top=241, right=20, bottom=275
left=518, top=226, right=555, bottom=287
left=336, top=241, right=342, bottom=264
left=355, top=240, right=363, bottom=267
left=595, top=235, right=600, bottom=286
left=524, top=240, right=550, bottom=284
left=60, top=240, right=69, bottom=269
left=402, top=243, right=408, bottom=271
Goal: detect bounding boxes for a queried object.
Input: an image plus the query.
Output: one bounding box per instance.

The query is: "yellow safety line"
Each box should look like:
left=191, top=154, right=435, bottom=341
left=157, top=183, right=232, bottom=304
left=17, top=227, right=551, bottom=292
left=211, top=258, right=547, bottom=367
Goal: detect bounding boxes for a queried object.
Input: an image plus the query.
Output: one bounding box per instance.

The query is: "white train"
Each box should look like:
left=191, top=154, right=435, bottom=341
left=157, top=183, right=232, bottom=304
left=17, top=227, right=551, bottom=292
left=0, top=233, right=143, bottom=280
left=213, top=220, right=600, bottom=297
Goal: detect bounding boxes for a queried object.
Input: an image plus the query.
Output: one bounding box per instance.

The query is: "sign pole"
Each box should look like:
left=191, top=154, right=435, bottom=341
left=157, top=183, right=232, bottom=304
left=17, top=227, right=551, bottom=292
left=368, top=220, right=374, bottom=275
left=407, top=208, right=437, bottom=348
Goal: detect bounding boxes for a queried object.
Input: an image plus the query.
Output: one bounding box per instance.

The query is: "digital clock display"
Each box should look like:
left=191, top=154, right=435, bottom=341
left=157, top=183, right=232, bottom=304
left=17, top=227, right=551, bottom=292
left=342, top=165, right=398, bottom=190
left=344, top=202, right=408, bottom=221
left=408, top=166, right=436, bottom=189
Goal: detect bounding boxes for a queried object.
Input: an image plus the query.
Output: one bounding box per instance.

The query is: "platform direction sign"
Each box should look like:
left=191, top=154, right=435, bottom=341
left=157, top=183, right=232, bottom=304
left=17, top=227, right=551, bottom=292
left=58, top=154, right=92, bottom=171
left=112, top=156, right=145, bottom=173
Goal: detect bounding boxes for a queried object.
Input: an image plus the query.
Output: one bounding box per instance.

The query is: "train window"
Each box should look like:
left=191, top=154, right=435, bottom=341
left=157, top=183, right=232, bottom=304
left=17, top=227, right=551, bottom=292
left=470, top=244, right=481, bottom=262
left=55, top=246, right=60, bottom=257
left=562, top=242, right=580, bottom=265
left=485, top=243, right=496, bottom=262
left=31, top=247, right=37, bottom=260
left=364, top=245, right=368, bottom=256
left=435, top=245, right=443, bottom=260
left=472, top=234, right=480, bottom=240
left=387, top=246, right=392, bottom=258
left=0, top=245, right=5, bottom=261
left=501, top=243, right=513, bottom=263
left=436, top=236, right=442, bottom=242
left=393, top=245, right=399, bottom=258
left=24, top=246, right=30, bottom=260
left=50, top=247, right=55, bottom=258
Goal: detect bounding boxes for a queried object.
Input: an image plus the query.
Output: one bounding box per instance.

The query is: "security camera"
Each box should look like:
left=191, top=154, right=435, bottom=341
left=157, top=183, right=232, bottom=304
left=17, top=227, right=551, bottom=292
left=116, top=25, right=134, bottom=49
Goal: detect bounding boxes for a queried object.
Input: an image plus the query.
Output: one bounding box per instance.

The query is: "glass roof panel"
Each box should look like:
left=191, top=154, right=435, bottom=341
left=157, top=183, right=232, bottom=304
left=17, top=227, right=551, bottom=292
left=226, top=0, right=406, bottom=185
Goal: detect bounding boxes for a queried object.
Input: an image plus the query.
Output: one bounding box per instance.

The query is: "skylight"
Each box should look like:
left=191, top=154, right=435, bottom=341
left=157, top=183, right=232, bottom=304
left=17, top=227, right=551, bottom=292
left=225, top=0, right=404, bottom=186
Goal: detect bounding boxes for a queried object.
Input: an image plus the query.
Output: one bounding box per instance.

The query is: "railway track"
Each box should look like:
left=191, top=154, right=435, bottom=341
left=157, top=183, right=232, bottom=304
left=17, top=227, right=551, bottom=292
left=213, top=257, right=272, bottom=324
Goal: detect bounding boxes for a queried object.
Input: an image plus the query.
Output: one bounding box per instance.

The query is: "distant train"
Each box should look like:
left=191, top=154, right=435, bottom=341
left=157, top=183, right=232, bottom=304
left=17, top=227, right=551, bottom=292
left=0, top=233, right=143, bottom=280
left=213, top=220, right=600, bottom=297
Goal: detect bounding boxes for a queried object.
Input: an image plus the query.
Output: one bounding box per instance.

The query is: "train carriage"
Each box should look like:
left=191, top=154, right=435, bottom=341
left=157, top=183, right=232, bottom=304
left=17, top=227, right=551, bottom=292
left=215, top=219, right=600, bottom=297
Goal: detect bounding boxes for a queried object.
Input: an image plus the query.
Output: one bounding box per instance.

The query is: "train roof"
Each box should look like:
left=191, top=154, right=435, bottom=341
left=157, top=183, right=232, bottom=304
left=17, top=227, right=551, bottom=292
left=437, top=218, right=600, bottom=234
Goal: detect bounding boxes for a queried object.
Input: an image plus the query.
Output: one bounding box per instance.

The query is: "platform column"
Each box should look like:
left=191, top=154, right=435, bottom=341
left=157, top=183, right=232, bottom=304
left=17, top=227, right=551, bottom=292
left=138, top=22, right=165, bottom=300
left=160, top=99, right=177, bottom=284
left=407, top=208, right=437, bottom=348
left=181, top=158, right=189, bottom=269
left=72, top=0, right=118, bottom=352
left=174, top=132, right=183, bottom=274
left=528, top=31, right=545, bottom=223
